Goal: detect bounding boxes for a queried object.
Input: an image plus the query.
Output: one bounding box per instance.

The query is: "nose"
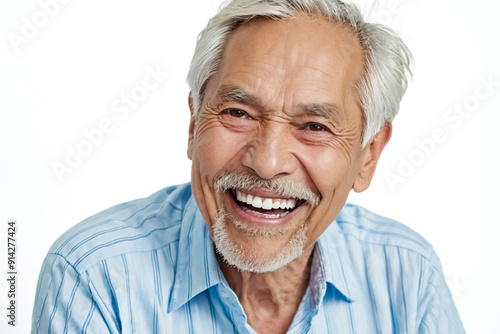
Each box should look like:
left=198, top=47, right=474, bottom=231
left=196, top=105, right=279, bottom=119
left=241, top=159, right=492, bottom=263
left=241, top=123, right=298, bottom=179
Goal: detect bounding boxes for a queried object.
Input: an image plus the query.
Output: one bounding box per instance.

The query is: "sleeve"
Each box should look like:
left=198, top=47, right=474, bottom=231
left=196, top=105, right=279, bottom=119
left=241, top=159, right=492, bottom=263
left=31, top=253, right=121, bottom=334
left=417, top=256, right=466, bottom=334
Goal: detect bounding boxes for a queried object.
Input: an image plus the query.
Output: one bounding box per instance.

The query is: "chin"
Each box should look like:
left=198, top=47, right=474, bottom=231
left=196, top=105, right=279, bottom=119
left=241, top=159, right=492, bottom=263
left=211, top=207, right=309, bottom=273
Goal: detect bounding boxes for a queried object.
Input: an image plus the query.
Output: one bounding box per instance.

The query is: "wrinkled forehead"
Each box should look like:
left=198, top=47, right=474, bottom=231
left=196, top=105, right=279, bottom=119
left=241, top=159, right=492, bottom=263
left=204, top=14, right=365, bottom=120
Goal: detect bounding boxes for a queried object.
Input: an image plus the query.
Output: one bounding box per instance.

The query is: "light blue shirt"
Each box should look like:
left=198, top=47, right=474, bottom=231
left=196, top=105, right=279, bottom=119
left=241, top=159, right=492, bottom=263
left=32, top=183, right=465, bottom=333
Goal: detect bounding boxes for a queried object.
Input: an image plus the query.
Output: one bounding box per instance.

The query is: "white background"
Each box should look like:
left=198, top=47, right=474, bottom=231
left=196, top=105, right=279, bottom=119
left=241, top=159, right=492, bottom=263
left=0, top=0, right=499, bottom=333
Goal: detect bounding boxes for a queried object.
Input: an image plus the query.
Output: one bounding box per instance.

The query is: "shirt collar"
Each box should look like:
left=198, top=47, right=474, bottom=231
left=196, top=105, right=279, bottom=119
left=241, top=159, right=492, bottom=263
left=168, top=195, right=359, bottom=311
left=314, top=220, right=359, bottom=303
left=168, top=194, right=226, bottom=312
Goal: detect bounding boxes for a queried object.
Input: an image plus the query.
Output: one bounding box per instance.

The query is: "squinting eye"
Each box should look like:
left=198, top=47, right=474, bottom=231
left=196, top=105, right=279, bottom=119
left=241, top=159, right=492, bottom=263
left=304, top=123, right=330, bottom=132
left=222, top=108, right=251, bottom=119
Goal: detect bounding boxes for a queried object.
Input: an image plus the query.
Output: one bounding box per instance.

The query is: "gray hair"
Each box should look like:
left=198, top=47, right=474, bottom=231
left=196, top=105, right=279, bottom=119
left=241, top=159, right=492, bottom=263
left=186, top=0, right=413, bottom=147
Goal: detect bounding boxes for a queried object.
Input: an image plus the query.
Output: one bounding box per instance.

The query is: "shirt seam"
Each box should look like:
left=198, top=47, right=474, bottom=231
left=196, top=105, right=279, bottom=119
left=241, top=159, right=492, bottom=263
left=338, top=231, right=440, bottom=272
left=47, top=220, right=182, bottom=276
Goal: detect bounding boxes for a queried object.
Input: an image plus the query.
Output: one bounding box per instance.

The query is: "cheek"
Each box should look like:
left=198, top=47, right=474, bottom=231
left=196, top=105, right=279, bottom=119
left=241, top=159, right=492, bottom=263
left=301, top=145, right=355, bottom=192
left=194, top=126, right=243, bottom=177
left=190, top=125, right=225, bottom=227
left=299, top=146, right=360, bottom=242
left=190, top=124, right=250, bottom=225
left=305, top=151, right=351, bottom=211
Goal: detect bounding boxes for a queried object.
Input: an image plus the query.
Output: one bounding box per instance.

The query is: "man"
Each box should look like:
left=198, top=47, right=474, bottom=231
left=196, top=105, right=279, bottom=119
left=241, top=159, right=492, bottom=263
left=32, top=0, right=465, bottom=333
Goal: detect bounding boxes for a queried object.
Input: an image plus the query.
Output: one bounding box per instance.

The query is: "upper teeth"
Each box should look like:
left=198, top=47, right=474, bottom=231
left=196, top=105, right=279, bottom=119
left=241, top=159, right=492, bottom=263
left=236, top=190, right=297, bottom=210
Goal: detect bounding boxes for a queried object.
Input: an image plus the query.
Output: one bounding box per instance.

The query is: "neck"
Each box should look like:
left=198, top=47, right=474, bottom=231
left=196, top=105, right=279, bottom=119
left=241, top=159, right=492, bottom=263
left=218, top=247, right=315, bottom=334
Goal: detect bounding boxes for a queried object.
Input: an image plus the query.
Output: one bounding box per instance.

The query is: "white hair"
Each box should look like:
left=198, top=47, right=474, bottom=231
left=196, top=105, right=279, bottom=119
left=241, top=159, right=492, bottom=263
left=186, top=0, right=413, bottom=147
left=212, top=208, right=309, bottom=273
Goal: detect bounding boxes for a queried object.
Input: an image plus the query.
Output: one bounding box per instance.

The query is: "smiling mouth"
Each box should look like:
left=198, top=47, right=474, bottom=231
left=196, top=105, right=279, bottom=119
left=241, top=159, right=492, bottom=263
left=230, top=189, right=305, bottom=219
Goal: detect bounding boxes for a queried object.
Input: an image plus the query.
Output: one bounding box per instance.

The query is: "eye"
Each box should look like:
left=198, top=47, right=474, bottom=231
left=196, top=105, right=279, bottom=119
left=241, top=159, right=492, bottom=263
left=221, top=108, right=252, bottom=119
left=303, top=123, right=331, bottom=132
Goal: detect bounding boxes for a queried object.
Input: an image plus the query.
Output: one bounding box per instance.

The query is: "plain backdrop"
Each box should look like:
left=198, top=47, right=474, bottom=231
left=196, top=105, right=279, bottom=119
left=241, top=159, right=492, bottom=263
left=1, top=0, right=499, bottom=333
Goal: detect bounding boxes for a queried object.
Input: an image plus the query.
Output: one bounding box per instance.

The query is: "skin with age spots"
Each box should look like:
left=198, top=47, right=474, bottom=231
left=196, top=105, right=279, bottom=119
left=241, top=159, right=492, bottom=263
left=187, top=15, right=391, bottom=334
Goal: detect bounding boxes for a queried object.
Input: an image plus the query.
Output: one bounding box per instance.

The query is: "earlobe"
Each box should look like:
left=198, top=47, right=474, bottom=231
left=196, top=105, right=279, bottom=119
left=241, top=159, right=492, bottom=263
left=187, top=93, right=196, bottom=160
left=353, top=124, right=392, bottom=192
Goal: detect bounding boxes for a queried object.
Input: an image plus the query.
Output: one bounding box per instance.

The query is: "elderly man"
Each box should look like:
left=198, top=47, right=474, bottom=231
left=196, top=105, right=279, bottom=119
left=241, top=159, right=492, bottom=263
left=32, top=0, right=465, bottom=333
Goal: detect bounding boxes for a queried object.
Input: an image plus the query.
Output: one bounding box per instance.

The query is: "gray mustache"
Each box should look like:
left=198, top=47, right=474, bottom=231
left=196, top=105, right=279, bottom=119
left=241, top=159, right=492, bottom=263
left=213, top=171, right=320, bottom=207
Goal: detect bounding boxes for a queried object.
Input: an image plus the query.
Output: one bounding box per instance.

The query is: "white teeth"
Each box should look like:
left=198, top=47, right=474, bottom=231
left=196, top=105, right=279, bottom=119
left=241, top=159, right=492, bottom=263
left=262, top=198, right=273, bottom=210
left=241, top=206, right=291, bottom=219
left=235, top=190, right=298, bottom=211
left=252, top=196, right=262, bottom=208
left=246, top=194, right=253, bottom=205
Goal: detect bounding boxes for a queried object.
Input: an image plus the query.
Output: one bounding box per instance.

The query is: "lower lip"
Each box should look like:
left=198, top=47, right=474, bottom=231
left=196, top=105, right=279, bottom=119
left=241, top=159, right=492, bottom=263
left=227, top=193, right=303, bottom=227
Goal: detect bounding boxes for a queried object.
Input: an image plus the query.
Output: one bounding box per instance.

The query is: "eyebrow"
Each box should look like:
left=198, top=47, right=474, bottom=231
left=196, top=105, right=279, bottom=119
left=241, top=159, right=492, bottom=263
left=216, top=85, right=343, bottom=120
left=217, top=85, right=261, bottom=108
left=296, top=102, right=342, bottom=120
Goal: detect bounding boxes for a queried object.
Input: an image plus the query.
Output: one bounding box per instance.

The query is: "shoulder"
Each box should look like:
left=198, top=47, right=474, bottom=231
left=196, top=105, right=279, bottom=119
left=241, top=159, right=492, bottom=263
left=318, top=204, right=465, bottom=331
left=332, top=203, right=439, bottom=266
left=48, top=183, right=194, bottom=273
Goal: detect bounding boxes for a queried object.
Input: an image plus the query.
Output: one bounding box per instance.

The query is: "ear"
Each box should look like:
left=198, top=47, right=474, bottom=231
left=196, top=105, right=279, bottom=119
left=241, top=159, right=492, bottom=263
left=187, top=93, right=196, bottom=160
left=353, top=124, right=392, bottom=192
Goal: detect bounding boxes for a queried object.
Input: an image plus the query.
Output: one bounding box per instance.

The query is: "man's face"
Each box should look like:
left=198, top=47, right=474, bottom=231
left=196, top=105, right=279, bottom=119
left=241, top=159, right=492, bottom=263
left=188, top=15, right=377, bottom=272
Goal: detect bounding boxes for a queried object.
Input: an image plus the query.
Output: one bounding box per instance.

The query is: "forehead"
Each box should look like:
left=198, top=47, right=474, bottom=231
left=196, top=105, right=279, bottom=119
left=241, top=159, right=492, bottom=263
left=205, top=14, right=365, bottom=119
left=226, top=16, right=363, bottom=75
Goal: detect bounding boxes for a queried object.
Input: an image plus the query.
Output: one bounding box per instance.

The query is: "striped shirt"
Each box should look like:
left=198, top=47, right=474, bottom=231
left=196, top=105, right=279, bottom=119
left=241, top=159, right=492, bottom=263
left=31, top=183, right=465, bottom=333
